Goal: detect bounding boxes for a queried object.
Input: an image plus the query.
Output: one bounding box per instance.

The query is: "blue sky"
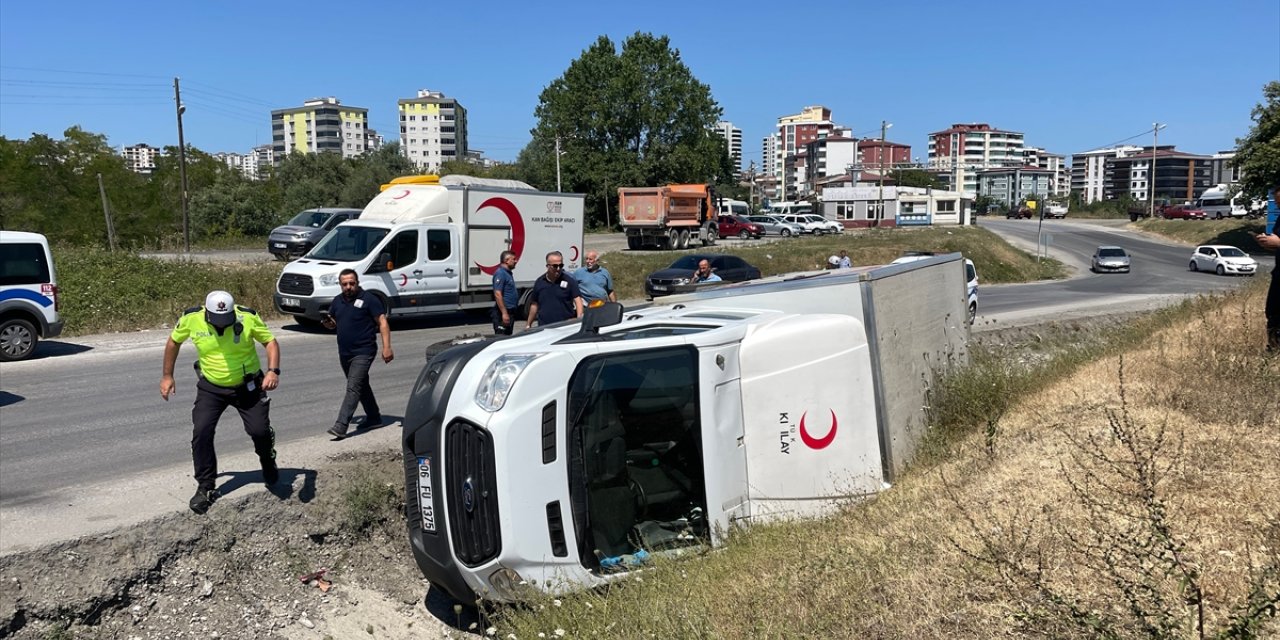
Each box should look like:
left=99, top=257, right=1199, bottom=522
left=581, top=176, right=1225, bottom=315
left=2, top=0, right=1277, bottom=168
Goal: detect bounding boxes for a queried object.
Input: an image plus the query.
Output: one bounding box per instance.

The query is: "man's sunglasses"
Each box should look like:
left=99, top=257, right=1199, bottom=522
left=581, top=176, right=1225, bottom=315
left=546, top=263, right=564, bottom=269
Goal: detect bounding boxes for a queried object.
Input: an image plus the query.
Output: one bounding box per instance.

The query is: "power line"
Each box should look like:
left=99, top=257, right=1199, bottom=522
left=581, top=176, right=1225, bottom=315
left=182, top=81, right=278, bottom=108
left=0, top=78, right=169, bottom=90
left=0, top=65, right=170, bottom=80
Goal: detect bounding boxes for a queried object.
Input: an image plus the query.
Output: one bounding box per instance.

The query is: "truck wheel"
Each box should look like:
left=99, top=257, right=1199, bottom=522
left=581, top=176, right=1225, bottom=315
left=627, top=236, right=641, bottom=251
left=677, top=229, right=690, bottom=249
left=0, top=318, right=38, bottom=362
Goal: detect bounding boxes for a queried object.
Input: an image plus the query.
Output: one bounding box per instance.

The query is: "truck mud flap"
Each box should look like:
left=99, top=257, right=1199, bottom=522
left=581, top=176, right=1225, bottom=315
left=402, top=339, right=492, bottom=604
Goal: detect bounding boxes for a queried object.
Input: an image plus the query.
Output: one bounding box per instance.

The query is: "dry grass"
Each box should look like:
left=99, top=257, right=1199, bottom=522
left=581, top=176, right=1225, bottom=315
left=492, top=280, right=1279, bottom=639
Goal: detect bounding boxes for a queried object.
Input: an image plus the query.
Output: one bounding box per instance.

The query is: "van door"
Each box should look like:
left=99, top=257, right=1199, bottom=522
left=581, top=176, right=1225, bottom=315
left=368, top=228, right=428, bottom=315
left=417, top=226, right=461, bottom=311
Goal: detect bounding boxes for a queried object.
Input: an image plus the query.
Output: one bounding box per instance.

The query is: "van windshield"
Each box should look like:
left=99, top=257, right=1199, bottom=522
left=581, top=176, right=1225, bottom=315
left=286, top=210, right=332, bottom=228
left=307, top=226, right=389, bottom=261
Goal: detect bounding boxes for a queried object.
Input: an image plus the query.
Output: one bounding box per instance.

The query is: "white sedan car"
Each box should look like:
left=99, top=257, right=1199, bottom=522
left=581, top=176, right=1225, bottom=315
left=1189, top=245, right=1258, bottom=276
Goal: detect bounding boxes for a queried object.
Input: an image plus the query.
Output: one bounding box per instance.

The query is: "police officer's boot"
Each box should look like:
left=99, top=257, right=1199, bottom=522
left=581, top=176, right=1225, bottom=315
left=190, top=487, right=219, bottom=515
left=253, top=437, right=279, bottom=485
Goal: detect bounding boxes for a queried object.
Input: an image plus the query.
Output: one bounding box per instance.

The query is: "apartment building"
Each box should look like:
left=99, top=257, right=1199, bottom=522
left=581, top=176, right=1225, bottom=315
left=1069, top=145, right=1142, bottom=204
left=1105, top=146, right=1212, bottom=203
left=270, top=97, right=369, bottom=160
left=121, top=143, right=162, bottom=174
left=927, top=123, right=1024, bottom=195
left=1023, top=147, right=1069, bottom=197
left=857, top=139, right=911, bottom=174
left=398, top=89, right=467, bottom=173
left=978, top=166, right=1055, bottom=206
left=252, top=145, right=274, bottom=176
left=714, top=121, right=743, bottom=175
left=1209, top=150, right=1242, bottom=187
left=799, top=136, right=859, bottom=197
left=760, top=133, right=779, bottom=179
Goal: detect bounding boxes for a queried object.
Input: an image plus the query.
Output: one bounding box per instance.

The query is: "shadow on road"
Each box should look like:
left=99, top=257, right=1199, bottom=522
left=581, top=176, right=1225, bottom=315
left=423, top=585, right=485, bottom=632
left=216, top=467, right=317, bottom=503
left=0, top=391, right=24, bottom=407
left=276, top=312, right=490, bottom=335
left=26, top=340, right=94, bottom=360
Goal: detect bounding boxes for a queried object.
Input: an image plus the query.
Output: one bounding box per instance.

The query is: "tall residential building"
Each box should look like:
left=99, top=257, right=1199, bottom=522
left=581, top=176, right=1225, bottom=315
left=856, top=139, right=912, bottom=176
left=365, top=129, right=384, bottom=153
left=761, top=133, right=779, bottom=178
left=1023, top=147, right=1069, bottom=197
left=252, top=145, right=275, bottom=176
left=926, top=123, right=1024, bottom=195
left=398, top=89, right=468, bottom=173
left=776, top=106, right=839, bottom=199
left=799, top=136, right=858, bottom=197
left=1105, top=146, right=1212, bottom=203
left=1069, top=145, right=1142, bottom=203
left=714, top=121, right=743, bottom=174
left=121, top=143, right=161, bottom=174
left=271, top=97, right=369, bottom=160
left=213, top=151, right=259, bottom=180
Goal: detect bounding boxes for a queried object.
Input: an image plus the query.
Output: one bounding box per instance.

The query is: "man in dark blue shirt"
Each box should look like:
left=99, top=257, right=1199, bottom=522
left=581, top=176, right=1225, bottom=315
left=526, top=251, right=583, bottom=329
left=322, top=269, right=394, bottom=439
left=491, top=250, right=519, bottom=335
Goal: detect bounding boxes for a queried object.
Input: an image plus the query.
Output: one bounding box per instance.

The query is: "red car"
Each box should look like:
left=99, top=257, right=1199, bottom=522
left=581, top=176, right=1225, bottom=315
left=1160, top=204, right=1206, bottom=220
left=717, top=215, right=764, bottom=239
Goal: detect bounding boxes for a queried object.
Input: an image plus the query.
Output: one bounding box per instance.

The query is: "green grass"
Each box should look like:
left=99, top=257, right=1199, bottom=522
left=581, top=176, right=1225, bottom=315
left=1133, top=218, right=1267, bottom=250
left=602, top=226, right=1066, bottom=300
left=53, top=246, right=283, bottom=336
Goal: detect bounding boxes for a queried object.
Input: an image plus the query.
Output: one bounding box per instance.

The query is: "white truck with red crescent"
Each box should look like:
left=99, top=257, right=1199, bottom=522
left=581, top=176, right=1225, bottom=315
left=401, top=255, right=971, bottom=603
left=273, top=175, right=584, bottom=325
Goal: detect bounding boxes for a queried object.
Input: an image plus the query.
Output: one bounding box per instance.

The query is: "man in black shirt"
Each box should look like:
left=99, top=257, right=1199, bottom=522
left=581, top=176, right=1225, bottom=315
left=526, top=251, right=583, bottom=329
left=322, top=269, right=394, bottom=439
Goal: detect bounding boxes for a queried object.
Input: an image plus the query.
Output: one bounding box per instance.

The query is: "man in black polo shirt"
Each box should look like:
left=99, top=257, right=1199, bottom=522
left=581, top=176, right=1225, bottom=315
left=526, top=250, right=583, bottom=329
left=322, top=269, right=394, bottom=439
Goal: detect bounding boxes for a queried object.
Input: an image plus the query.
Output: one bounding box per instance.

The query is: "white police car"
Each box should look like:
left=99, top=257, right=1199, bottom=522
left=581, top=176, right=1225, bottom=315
left=0, top=231, right=63, bottom=361
left=890, top=252, right=979, bottom=324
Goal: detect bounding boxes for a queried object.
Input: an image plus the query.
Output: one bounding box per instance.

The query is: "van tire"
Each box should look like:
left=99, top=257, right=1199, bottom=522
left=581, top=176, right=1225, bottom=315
left=0, top=317, right=38, bottom=362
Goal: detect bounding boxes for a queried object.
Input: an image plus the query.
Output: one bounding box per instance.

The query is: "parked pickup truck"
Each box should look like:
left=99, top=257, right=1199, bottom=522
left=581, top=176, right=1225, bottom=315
left=402, top=255, right=971, bottom=603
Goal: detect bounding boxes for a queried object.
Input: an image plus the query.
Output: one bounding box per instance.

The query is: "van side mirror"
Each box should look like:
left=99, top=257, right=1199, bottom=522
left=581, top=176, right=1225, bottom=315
left=369, top=253, right=393, bottom=273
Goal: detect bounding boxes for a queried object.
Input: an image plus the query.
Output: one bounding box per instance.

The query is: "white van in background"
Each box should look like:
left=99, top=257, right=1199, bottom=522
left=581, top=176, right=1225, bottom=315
left=1196, top=185, right=1248, bottom=219
left=718, top=199, right=750, bottom=217
left=0, top=231, right=63, bottom=361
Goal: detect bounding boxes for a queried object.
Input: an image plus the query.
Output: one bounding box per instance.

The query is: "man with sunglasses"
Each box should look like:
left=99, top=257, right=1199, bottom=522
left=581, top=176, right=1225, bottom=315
left=526, top=251, right=583, bottom=329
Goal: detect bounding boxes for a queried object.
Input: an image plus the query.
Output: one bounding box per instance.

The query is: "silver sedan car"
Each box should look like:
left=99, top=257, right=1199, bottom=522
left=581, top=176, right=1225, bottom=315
left=746, top=214, right=804, bottom=237
left=1090, top=246, right=1131, bottom=273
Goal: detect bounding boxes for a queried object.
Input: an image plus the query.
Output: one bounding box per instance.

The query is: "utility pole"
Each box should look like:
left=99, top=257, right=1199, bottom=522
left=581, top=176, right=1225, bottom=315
left=877, top=121, right=891, bottom=227
left=174, top=77, right=191, bottom=253
left=1149, top=122, right=1165, bottom=220
left=97, top=172, right=116, bottom=252
left=554, top=135, right=562, bottom=193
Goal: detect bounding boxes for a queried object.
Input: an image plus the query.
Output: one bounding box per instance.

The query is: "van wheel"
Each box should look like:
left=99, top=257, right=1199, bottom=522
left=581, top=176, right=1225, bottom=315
left=968, top=303, right=977, bottom=325
left=0, top=317, right=38, bottom=362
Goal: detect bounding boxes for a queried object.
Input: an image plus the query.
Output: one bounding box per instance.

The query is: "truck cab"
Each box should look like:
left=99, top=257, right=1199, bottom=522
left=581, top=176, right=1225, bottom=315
left=404, top=299, right=881, bottom=603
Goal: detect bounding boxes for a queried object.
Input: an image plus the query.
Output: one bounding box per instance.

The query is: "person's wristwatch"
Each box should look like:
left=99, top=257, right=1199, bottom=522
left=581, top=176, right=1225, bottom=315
left=267, top=368, right=281, bottom=375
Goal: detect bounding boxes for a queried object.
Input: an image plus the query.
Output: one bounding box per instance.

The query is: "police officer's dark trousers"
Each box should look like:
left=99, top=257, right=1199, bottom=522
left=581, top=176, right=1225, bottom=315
left=1268, top=258, right=1280, bottom=351
left=192, top=373, right=275, bottom=491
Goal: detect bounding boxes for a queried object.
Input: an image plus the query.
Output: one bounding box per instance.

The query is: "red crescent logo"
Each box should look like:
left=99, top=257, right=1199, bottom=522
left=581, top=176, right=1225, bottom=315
left=799, top=410, right=837, bottom=450
left=473, top=197, right=526, bottom=275
left=399, top=273, right=408, bottom=287
left=392, top=189, right=412, bottom=200
left=569, top=245, right=579, bottom=261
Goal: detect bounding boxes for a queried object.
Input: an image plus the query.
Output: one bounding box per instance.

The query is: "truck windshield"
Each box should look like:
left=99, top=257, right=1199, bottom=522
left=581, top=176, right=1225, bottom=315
left=287, top=210, right=332, bottom=228
left=307, top=226, right=389, bottom=261
left=567, top=347, right=707, bottom=571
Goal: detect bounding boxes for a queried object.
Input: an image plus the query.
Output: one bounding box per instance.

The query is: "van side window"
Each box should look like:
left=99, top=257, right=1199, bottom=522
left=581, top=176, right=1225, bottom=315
left=0, top=243, right=50, bottom=285
left=427, top=229, right=451, bottom=261
left=386, top=231, right=419, bottom=268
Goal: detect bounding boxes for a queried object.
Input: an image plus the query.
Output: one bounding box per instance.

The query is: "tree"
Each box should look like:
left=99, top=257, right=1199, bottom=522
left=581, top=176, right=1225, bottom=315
left=890, top=168, right=942, bottom=190
left=525, top=33, right=731, bottom=226
left=1232, top=81, right=1280, bottom=200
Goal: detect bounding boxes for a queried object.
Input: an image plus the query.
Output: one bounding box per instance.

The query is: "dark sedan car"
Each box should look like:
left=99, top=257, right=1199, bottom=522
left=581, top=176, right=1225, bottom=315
left=644, top=253, right=762, bottom=299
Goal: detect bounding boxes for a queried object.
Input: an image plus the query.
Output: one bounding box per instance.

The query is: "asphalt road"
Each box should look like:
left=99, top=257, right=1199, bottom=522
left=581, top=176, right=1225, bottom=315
left=0, top=221, right=1270, bottom=553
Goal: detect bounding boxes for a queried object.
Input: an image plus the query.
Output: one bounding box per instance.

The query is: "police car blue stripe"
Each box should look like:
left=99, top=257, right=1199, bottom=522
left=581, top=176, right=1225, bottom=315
left=0, top=289, right=52, bottom=307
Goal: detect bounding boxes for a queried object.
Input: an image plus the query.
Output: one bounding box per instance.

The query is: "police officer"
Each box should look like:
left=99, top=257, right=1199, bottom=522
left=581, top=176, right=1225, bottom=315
left=160, top=291, right=281, bottom=515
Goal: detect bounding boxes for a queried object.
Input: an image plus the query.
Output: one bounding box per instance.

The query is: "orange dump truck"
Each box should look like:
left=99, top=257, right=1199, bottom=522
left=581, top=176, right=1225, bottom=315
left=618, top=184, right=719, bottom=250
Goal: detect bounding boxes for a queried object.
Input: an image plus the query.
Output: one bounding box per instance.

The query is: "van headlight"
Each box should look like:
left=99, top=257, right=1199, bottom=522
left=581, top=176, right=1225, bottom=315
left=318, top=272, right=339, bottom=286
left=475, top=353, right=543, bottom=412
